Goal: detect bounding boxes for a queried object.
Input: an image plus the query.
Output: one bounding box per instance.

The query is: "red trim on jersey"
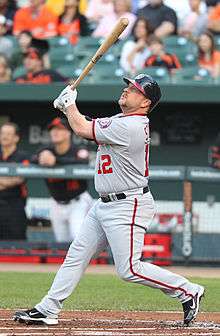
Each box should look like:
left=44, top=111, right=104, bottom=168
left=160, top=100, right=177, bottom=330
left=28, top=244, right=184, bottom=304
left=92, top=119, right=99, bottom=145
left=121, top=113, right=147, bottom=117
left=145, top=143, right=149, bottom=177
left=129, top=198, right=193, bottom=299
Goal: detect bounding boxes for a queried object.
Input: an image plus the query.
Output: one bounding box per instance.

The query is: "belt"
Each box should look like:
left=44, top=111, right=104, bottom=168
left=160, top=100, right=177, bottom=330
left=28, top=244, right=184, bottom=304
left=101, top=186, right=149, bottom=203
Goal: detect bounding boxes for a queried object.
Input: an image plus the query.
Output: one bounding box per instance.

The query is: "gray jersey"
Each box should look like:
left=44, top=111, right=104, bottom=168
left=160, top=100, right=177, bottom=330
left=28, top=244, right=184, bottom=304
left=93, top=113, right=150, bottom=194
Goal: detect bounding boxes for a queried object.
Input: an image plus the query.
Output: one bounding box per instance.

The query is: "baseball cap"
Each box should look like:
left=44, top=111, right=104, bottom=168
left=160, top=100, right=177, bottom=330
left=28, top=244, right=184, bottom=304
left=24, top=47, right=43, bottom=60
left=0, top=15, right=6, bottom=26
left=47, top=117, right=72, bottom=131
left=123, top=74, right=162, bottom=111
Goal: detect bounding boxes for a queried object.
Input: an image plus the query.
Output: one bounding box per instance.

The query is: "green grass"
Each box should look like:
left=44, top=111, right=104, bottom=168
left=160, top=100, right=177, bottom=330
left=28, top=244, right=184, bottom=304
left=0, top=272, right=219, bottom=311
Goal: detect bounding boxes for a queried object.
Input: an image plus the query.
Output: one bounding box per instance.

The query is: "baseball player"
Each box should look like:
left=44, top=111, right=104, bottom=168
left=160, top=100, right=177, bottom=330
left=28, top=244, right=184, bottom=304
left=209, top=132, right=220, bottom=169
left=0, top=122, right=28, bottom=240
left=32, top=117, right=93, bottom=242
left=14, top=74, right=204, bottom=327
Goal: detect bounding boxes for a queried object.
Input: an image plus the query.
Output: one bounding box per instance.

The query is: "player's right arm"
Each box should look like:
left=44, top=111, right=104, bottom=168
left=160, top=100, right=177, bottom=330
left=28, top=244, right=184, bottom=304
left=53, top=86, right=93, bottom=140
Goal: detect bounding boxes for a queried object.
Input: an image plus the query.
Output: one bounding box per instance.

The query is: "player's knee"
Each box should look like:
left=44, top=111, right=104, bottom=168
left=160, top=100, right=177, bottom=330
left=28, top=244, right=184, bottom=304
left=116, top=260, right=142, bottom=282
left=116, top=265, right=134, bottom=282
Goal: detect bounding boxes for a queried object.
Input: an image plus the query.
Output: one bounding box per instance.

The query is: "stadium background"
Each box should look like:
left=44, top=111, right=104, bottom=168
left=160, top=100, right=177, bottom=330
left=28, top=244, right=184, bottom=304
left=0, top=78, right=220, bottom=264
left=0, top=1, right=220, bottom=334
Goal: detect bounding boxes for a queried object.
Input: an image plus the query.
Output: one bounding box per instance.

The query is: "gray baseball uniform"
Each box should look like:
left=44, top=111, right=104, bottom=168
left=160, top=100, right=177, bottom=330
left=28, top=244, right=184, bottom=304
left=35, top=113, right=201, bottom=317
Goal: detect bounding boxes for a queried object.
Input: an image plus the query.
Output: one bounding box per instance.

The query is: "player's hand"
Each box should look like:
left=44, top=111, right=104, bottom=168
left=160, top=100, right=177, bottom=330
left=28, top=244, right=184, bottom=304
left=38, top=150, right=56, bottom=167
left=53, top=86, right=78, bottom=114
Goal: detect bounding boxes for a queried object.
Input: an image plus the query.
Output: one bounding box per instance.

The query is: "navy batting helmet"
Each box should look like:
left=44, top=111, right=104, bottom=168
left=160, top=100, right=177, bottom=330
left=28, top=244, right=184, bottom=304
left=123, top=74, right=162, bottom=111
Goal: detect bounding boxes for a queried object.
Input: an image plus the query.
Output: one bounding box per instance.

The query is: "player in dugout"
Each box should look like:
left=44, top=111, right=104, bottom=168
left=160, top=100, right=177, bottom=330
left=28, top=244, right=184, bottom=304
left=31, top=117, right=93, bottom=242
left=0, top=122, right=28, bottom=240
left=209, top=132, right=220, bottom=169
left=14, top=74, right=204, bottom=327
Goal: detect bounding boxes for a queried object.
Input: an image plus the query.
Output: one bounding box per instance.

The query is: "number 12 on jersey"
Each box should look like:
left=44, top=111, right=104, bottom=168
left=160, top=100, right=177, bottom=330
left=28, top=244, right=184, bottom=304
left=98, top=154, right=113, bottom=174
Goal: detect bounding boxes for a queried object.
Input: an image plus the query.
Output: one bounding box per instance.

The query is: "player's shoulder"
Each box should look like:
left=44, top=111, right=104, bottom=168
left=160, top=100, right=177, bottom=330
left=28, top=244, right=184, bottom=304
left=120, top=114, right=149, bottom=126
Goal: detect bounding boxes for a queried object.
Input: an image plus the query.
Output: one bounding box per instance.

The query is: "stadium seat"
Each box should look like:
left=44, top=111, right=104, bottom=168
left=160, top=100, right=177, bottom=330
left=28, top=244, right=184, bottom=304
left=74, top=36, right=104, bottom=58
left=12, top=66, right=26, bottom=80
left=172, top=66, right=212, bottom=83
left=49, top=45, right=75, bottom=68
left=92, top=63, right=125, bottom=83
left=214, top=35, right=220, bottom=50
left=174, top=50, right=198, bottom=67
left=5, top=35, right=19, bottom=48
left=164, top=36, right=195, bottom=49
left=143, top=67, right=170, bottom=83
left=57, top=64, right=74, bottom=79
left=47, top=36, right=69, bottom=48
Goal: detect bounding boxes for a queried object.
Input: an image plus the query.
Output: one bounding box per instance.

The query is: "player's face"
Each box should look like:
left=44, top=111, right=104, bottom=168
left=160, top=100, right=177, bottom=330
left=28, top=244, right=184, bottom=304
left=0, top=125, right=19, bottom=147
left=119, top=84, right=148, bottom=112
left=49, top=127, right=71, bottom=145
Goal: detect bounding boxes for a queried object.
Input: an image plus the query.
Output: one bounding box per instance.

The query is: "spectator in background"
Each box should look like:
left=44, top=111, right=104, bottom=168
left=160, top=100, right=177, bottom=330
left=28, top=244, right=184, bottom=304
left=32, top=117, right=93, bottom=242
left=120, top=17, right=151, bottom=75
left=179, top=0, right=208, bottom=38
left=0, top=15, right=14, bottom=59
left=46, top=0, right=65, bottom=16
left=137, top=0, right=178, bottom=38
left=0, top=53, right=11, bottom=82
left=13, top=0, right=58, bottom=39
left=144, top=35, right=181, bottom=72
left=207, top=1, right=220, bottom=34
left=0, top=0, right=17, bottom=34
left=0, top=122, right=28, bottom=240
left=11, top=31, right=50, bottom=70
left=46, top=0, right=88, bottom=16
left=15, top=47, right=65, bottom=83
left=92, top=0, right=136, bottom=39
left=209, top=132, right=220, bottom=169
left=86, top=0, right=114, bottom=25
left=197, top=31, right=220, bottom=78
left=58, top=0, right=90, bottom=45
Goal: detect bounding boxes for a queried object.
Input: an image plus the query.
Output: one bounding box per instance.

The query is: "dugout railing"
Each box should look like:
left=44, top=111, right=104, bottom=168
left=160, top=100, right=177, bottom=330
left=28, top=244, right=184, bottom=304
left=0, top=163, right=219, bottom=265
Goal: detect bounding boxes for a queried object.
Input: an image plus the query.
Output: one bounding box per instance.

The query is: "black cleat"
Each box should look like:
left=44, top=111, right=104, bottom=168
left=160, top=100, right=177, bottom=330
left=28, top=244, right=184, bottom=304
left=182, top=286, right=205, bottom=326
left=13, top=308, right=58, bottom=325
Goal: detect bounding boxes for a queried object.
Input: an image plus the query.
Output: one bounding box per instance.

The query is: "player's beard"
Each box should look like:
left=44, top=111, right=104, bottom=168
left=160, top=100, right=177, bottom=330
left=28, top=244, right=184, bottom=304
left=118, top=93, right=127, bottom=107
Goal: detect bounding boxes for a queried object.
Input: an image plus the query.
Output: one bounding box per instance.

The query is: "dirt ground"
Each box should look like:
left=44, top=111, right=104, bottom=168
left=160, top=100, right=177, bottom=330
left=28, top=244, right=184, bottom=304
left=1, top=264, right=220, bottom=335
left=1, top=263, right=220, bottom=278
left=0, top=310, right=220, bottom=336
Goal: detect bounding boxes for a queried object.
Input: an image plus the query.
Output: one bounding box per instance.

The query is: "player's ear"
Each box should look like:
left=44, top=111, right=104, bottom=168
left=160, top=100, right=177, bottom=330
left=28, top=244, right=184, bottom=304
left=141, top=98, right=151, bottom=109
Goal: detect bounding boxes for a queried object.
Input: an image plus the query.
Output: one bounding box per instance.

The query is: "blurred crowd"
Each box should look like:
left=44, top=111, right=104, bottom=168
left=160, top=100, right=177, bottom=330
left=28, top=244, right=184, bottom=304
left=0, top=0, right=220, bottom=82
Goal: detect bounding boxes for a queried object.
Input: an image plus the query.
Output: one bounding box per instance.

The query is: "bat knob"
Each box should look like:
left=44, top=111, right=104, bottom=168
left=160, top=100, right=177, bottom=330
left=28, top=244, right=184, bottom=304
left=120, top=17, right=129, bottom=27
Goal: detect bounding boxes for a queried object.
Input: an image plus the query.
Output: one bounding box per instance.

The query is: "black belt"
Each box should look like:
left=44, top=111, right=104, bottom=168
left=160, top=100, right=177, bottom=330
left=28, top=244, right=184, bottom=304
left=101, top=186, right=149, bottom=203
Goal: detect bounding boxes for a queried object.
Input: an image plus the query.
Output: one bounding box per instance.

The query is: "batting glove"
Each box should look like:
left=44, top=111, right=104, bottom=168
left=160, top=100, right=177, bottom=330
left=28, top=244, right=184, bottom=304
left=53, top=97, right=66, bottom=114
left=53, top=86, right=78, bottom=114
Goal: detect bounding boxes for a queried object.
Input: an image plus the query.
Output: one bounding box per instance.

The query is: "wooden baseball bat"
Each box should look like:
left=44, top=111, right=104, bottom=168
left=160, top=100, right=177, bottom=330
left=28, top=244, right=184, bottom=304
left=70, top=17, right=129, bottom=89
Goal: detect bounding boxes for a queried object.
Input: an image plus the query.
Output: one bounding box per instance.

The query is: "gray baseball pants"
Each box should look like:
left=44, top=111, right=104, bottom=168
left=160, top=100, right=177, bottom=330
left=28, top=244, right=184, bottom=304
left=36, top=191, right=201, bottom=317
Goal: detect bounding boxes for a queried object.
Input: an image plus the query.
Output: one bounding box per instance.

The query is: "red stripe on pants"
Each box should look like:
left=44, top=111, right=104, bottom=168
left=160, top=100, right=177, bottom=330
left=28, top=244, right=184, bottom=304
left=129, top=198, right=193, bottom=298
